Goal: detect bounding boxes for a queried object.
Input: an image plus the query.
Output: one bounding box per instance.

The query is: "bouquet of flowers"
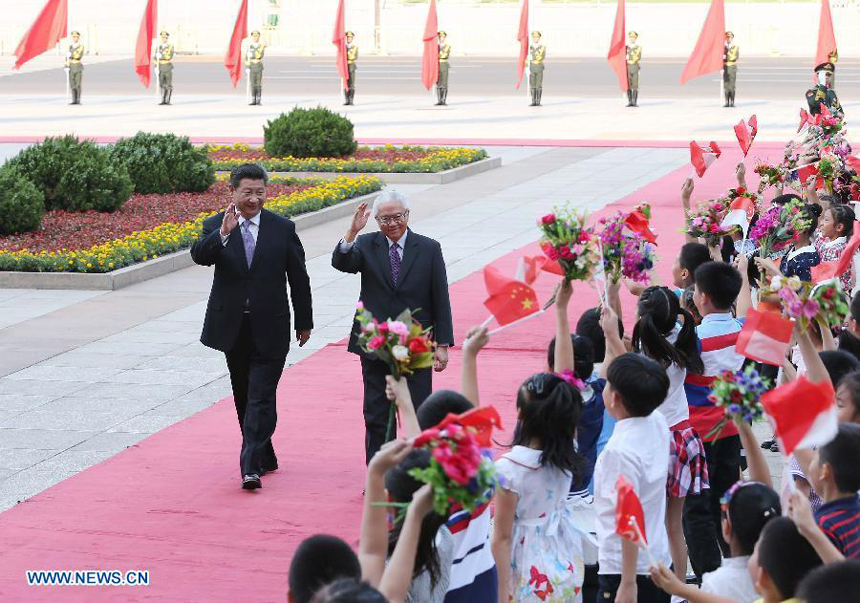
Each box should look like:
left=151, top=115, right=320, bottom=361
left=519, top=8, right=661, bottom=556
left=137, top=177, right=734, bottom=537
left=538, top=206, right=601, bottom=282
left=817, top=147, right=840, bottom=188
left=749, top=199, right=813, bottom=258
left=764, top=275, right=849, bottom=331
left=355, top=304, right=436, bottom=439
left=410, top=407, right=502, bottom=515
left=597, top=206, right=657, bottom=284
left=704, top=365, right=771, bottom=441
left=754, top=162, right=787, bottom=193
left=685, top=197, right=734, bottom=246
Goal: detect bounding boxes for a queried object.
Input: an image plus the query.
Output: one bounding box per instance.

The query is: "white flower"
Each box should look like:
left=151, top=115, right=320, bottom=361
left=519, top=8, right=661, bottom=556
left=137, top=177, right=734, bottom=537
left=392, top=345, right=409, bottom=361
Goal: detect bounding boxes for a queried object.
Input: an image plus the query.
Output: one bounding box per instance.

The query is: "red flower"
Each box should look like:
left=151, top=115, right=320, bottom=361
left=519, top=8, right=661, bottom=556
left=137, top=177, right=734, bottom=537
left=432, top=436, right=481, bottom=485
left=730, top=390, right=742, bottom=402
left=578, top=231, right=590, bottom=243
left=408, top=337, right=429, bottom=354
left=723, top=371, right=735, bottom=382
left=541, top=214, right=556, bottom=225
left=559, top=245, right=574, bottom=260
left=378, top=321, right=389, bottom=334
left=736, top=186, right=746, bottom=194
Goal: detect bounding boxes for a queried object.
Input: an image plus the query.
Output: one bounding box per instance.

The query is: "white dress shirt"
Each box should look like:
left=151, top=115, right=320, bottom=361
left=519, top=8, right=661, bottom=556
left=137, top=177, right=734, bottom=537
left=338, top=230, right=406, bottom=260
left=221, top=212, right=260, bottom=246
left=594, top=411, right=671, bottom=575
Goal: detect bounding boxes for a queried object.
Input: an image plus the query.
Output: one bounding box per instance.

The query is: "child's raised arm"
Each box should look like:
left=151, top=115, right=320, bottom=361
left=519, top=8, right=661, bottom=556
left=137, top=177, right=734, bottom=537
left=599, top=304, right=626, bottom=379
left=787, top=490, right=846, bottom=564
left=460, top=325, right=489, bottom=406
left=386, top=376, right=420, bottom=439
left=378, top=484, right=435, bottom=603
left=682, top=177, right=697, bottom=244
left=554, top=279, right=574, bottom=373
left=736, top=419, right=773, bottom=489
left=359, top=440, right=413, bottom=586
left=734, top=253, right=752, bottom=320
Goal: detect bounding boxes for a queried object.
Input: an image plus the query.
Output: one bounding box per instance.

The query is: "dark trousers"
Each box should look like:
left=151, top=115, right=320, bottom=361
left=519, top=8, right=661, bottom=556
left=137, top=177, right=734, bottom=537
left=597, top=574, right=669, bottom=603
left=361, top=357, right=432, bottom=464
left=683, top=434, right=741, bottom=577
left=225, top=315, right=287, bottom=476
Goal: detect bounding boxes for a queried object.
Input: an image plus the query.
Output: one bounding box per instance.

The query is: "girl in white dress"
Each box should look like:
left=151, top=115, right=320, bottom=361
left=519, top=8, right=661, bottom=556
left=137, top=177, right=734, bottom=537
left=491, top=372, right=593, bottom=603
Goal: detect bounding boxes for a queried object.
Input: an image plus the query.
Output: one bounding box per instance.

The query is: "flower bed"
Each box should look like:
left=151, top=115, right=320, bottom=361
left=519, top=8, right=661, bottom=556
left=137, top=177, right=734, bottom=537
left=0, top=176, right=381, bottom=274
left=207, top=143, right=488, bottom=174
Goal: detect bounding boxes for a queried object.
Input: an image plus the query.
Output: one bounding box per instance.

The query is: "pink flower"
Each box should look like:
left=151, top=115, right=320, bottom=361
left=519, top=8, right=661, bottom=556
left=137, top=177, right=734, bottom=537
left=388, top=321, right=408, bottom=337
left=801, top=300, right=820, bottom=319
left=367, top=335, right=386, bottom=350
left=432, top=438, right=482, bottom=485
left=356, top=301, right=364, bottom=310
left=578, top=231, right=590, bottom=243
left=541, top=214, right=556, bottom=225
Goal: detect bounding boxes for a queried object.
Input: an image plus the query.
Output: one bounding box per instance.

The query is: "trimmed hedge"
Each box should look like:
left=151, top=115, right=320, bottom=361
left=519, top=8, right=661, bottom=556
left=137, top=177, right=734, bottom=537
left=4, top=135, right=133, bottom=213
left=111, top=132, right=216, bottom=194
left=0, top=166, right=45, bottom=235
left=264, top=106, right=358, bottom=158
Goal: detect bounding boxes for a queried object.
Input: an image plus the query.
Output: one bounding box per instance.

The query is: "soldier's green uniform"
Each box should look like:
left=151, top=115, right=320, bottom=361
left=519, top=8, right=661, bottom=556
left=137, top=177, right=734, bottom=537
left=246, top=32, right=265, bottom=106
left=723, top=32, right=738, bottom=107
left=828, top=50, right=838, bottom=89
left=528, top=31, right=545, bottom=107
left=155, top=32, right=174, bottom=105
left=345, top=32, right=358, bottom=105
left=806, top=62, right=842, bottom=117
left=66, top=32, right=84, bottom=105
left=436, top=32, right=450, bottom=106
left=626, top=32, right=641, bottom=108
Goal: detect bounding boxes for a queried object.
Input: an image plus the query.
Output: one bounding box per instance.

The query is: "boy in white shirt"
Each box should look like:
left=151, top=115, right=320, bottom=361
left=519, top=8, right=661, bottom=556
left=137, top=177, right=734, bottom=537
left=594, top=351, right=672, bottom=603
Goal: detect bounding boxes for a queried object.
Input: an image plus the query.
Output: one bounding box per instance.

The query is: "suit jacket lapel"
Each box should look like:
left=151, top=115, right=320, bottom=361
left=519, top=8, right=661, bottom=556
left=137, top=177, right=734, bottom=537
left=395, top=230, right=420, bottom=288
left=375, top=231, right=395, bottom=289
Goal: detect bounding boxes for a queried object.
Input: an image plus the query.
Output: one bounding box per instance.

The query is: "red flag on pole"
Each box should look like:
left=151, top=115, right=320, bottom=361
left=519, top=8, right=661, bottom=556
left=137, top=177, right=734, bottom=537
left=135, top=0, right=158, bottom=87
left=762, top=376, right=837, bottom=455
left=515, top=256, right=547, bottom=285
left=516, top=0, right=529, bottom=89
left=483, top=266, right=539, bottom=326
left=622, top=210, right=657, bottom=244
left=421, top=0, right=439, bottom=91
left=815, top=0, right=837, bottom=66
left=13, top=0, right=68, bottom=70
left=615, top=475, right=648, bottom=546
left=734, top=115, right=758, bottom=157
left=607, top=0, right=628, bottom=92
left=797, top=163, right=819, bottom=187
left=680, top=0, right=726, bottom=85
left=333, top=0, right=348, bottom=91
left=224, top=0, right=249, bottom=87
left=811, top=223, right=860, bottom=281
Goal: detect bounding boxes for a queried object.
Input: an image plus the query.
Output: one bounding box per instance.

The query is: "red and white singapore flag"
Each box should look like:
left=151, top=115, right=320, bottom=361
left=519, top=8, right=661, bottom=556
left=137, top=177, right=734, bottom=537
left=734, top=115, right=758, bottom=157
left=735, top=308, right=793, bottom=366
left=761, top=376, right=837, bottom=455
left=720, top=195, right=756, bottom=239
left=690, top=141, right=721, bottom=178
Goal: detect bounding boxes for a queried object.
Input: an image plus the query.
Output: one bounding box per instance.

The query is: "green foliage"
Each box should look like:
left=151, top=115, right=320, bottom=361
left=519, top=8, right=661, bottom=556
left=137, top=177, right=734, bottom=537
left=4, top=135, right=133, bottom=213
left=0, top=166, right=45, bottom=234
left=263, top=106, right=358, bottom=158
left=111, top=132, right=216, bottom=194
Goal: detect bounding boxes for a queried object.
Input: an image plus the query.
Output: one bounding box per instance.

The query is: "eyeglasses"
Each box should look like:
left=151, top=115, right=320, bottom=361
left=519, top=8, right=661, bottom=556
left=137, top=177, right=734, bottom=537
left=376, top=212, right=408, bottom=225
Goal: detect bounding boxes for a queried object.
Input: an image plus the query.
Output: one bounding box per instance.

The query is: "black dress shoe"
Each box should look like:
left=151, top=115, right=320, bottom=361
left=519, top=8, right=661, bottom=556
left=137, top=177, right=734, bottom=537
left=761, top=438, right=775, bottom=449
left=260, top=462, right=278, bottom=476
left=242, top=474, right=262, bottom=490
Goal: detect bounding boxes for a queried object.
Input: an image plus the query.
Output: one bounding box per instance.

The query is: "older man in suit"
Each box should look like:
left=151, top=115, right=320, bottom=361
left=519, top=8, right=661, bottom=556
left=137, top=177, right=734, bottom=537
left=191, top=163, right=313, bottom=490
left=332, top=190, right=454, bottom=463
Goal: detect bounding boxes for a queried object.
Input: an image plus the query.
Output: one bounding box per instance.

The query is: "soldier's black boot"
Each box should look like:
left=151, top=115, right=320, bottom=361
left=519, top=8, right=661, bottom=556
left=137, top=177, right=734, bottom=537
left=166, top=90, right=173, bottom=105
left=626, top=90, right=633, bottom=107
left=257, top=91, right=262, bottom=106
left=724, top=91, right=730, bottom=107
left=435, top=88, right=442, bottom=105
left=536, top=88, right=542, bottom=106
left=441, top=89, right=447, bottom=105
left=730, top=92, right=735, bottom=107
left=632, top=91, right=638, bottom=107
left=529, top=89, right=535, bottom=106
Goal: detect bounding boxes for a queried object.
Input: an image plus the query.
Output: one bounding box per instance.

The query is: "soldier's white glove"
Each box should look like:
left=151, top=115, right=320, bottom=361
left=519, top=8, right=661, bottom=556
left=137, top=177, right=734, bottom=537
left=245, top=68, right=250, bottom=75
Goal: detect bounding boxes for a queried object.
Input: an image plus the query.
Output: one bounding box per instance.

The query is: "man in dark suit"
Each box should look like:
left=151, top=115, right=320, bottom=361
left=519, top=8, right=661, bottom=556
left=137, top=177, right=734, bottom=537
left=191, top=163, right=313, bottom=490
left=332, top=190, right=454, bottom=464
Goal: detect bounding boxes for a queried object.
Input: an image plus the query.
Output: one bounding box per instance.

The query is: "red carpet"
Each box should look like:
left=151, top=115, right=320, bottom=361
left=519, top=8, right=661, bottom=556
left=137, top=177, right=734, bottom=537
left=0, top=145, right=777, bottom=600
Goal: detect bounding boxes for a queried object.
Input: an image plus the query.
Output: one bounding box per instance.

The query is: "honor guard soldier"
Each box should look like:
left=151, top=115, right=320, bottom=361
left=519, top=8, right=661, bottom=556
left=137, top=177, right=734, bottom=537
left=723, top=31, right=739, bottom=107
left=436, top=31, right=450, bottom=106
left=65, top=31, right=84, bottom=105
left=528, top=31, right=545, bottom=107
left=626, top=31, right=641, bottom=107
left=246, top=30, right=265, bottom=105
left=155, top=31, right=175, bottom=105
left=345, top=31, right=358, bottom=105
left=806, top=62, right=842, bottom=117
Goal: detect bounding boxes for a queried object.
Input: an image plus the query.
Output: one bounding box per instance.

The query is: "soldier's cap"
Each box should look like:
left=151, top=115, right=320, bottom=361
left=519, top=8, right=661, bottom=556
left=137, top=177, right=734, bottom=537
left=345, top=31, right=354, bottom=37
left=160, top=31, right=169, bottom=36
left=251, top=30, right=261, bottom=36
left=530, top=30, right=541, bottom=37
left=725, top=31, right=734, bottom=37
left=71, top=31, right=81, bottom=36
left=628, top=31, right=638, bottom=38
left=814, top=62, right=835, bottom=73
left=437, top=30, right=447, bottom=37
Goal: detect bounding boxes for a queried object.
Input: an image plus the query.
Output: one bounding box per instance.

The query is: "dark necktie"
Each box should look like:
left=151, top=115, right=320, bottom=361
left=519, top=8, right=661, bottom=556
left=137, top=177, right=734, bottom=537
left=390, top=242, right=401, bottom=285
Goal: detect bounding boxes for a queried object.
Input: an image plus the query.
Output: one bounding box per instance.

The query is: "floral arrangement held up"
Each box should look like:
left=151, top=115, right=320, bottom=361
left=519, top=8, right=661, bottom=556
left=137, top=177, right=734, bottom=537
left=355, top=305, right=436, bottom=439
left=597, top=205, right=656, bottom=284
left=754, top=162, right=787, bottom=194
left=748, top=199, right=813, bottom=258
left=685, top=197, right=734, bottom=246
left=538, top=206, right=601, bottom=282
left=410, top=407, right=502, bottom=515
left=763, top=275, right=850, bottom=332
left=704, top=365, right=771, bottom=441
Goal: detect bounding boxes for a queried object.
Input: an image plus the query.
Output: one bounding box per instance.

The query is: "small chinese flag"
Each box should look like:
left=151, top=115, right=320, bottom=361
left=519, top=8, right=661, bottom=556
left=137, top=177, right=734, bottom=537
left=483, top=266, right=539, bottom=326
left=622, top=210, right=657, bottom=244
left=735, top=308, right=794, bottom=366
left=797, top=163, right=819, bottom=186
left=615, top=475, right=648, bottom=546
left=798, top=108, right=811, bottom=133
left=438, top=406, right=503, bottom=448
left=762, top=376, right=837, bottom=455
left=811, top=223, right=860, bottom=281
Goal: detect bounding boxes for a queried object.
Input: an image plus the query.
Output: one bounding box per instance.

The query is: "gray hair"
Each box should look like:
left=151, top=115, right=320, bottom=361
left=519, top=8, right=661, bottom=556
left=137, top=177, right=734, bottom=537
left=371, top=189, right=410, bottom=218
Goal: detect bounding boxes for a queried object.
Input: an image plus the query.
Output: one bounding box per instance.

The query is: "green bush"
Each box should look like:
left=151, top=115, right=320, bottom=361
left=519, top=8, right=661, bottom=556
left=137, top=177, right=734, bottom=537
left=263, top=106, right=358, bottom=158
left=4, top=135, right=133, bottom=213
left=111, top=132, right=216, bottom=194
left=0, top=166, right=45, bottom=234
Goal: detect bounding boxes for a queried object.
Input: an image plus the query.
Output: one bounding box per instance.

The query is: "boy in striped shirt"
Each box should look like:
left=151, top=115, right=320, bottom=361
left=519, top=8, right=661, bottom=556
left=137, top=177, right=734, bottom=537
left=683, top=260, right=752, bottom=578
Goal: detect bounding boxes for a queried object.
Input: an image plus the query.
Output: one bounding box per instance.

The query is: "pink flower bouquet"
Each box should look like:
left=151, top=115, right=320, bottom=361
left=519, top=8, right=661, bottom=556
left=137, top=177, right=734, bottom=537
left=763, top=275, right=849, bottom=332
left=749, top=199, right=813, bottom=258
left=686, top=197, right=734, bottom=246
left=537, top=206, right=600, bottom=282
left=598, top=205, right=657, bottom=284
left=754, top=162, right=787, bottom=194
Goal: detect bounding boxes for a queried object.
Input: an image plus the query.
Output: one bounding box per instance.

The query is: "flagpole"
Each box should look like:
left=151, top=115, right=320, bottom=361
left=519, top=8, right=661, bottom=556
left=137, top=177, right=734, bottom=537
left=630, top=517, right=658, bottom=569
left=487, top=309, right=545, bottom=336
